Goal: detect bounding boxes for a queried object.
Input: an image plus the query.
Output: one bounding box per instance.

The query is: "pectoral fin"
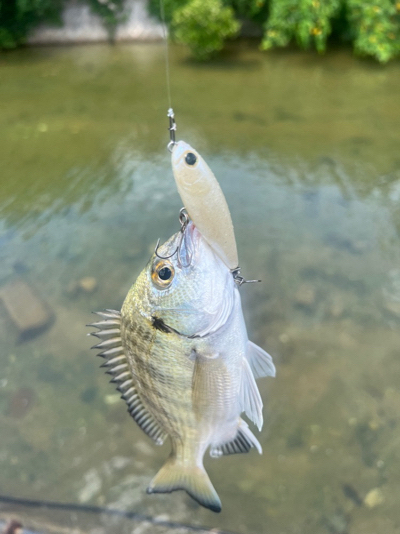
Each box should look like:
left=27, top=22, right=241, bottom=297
left=246, top=341, right=276, bottom=379
left=240, top=358, right=263, bottom=430
left=191, top=349, right=226, bottom=419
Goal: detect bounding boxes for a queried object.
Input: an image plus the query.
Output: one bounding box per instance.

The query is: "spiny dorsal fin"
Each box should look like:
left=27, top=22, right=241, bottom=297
left=210, top=418, right=262, bottom=457
left=89, top=310, right=167, bottom=446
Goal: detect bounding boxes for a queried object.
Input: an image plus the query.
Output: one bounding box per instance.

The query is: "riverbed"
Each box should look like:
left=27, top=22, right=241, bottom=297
left=0, top=42, right=400, bottom=534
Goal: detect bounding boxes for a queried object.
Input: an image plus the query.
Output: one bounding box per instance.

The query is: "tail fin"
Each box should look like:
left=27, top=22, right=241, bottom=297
left=147, top=457, right=222, bottom=513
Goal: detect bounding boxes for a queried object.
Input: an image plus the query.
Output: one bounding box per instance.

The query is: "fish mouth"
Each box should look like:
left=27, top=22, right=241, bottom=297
left=179, top=221, right=199, bottom=268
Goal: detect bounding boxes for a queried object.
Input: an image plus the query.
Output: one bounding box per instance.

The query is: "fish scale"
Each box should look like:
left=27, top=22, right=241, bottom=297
left=121, top=302, right=197, bottom=437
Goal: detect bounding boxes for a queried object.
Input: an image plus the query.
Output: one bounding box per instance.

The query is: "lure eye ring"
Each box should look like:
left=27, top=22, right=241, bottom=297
left=152, top=261, right=175, bottom=290
left=184, top=152, right=197, bottom=166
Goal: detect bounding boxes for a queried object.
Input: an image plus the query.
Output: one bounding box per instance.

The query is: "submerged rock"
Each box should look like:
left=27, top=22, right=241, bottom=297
left=78, top=276, right=98, bottom=293
left=364, top=487, right=385, bottom=508
left=67, top=276, right=98, bottom=296
left=0, top=278, right=53, bottom=341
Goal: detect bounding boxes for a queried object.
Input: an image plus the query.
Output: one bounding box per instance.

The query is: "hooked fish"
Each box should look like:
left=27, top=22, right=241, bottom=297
left=91, top=217, right=275, bottom=512
left=171, top=140, right=239, bottom=271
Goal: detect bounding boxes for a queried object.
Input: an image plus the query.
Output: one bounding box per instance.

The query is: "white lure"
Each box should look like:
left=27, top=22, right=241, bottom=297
left=171, top=140, right=239, bottom=271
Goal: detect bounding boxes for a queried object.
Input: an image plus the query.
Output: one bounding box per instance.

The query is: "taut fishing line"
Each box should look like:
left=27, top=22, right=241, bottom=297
left=160, top=0, right=173, bottom=112
left=159, top=0, right=177, bottom=151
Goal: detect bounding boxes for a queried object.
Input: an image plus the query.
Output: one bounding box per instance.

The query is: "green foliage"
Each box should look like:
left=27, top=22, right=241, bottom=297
left=154, top=0, right=400, bottom=62
left=148, top=0, right=189, bottom=24
left=87, top=0, right=126, bottom=42
left=261, top=0, right=341, bottom=54
left=172, top=0, right=240, bottom=60
left=261, top=0, right=400, bottom=61
left=346, top=0, right=400, bottom=62
left=1, top=0, right=399, bottom=62
left=0, top=0, right=63, bottom=49
left=228, top=0, right=266, bottom=19
left=0, top=0, right=125, bottom=49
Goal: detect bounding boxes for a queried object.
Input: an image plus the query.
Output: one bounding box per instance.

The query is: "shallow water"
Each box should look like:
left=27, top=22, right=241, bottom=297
left=1, top=42, right=400, bottom=534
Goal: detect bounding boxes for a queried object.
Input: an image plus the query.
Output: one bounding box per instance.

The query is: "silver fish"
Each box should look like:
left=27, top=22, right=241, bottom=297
left=90, top=220, right=275, bottom=512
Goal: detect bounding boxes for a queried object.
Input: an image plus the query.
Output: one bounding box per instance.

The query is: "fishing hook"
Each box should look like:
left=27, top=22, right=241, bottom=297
left=154, top=208, right=192, bottom=267
left=230, top=267, right=261, bottom=286
left=167, top=108, right=176, bottom=152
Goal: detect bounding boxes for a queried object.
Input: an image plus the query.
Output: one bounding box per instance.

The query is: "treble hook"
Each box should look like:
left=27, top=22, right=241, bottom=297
left=167, top=108, right=176, bottom=153
left=154, top=208, right=192, bottom=267
left=230, top=267, right=261, bottom=286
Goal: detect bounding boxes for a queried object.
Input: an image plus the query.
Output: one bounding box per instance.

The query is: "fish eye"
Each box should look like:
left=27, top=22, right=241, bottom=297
left=158, top=267, right=172, bottom=281
left=185, top=152, right=197, bottom=166
left=151, top=261, right=175, bottom=290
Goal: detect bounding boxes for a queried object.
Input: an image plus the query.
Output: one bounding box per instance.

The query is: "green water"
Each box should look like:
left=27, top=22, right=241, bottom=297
left=1, top=42, right=400, bottom=534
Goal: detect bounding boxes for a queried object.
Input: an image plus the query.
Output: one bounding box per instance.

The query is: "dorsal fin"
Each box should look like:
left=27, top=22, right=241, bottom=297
left=210, top=418, right=262, bottom=457
left=89, top=310, right=167, bottom=445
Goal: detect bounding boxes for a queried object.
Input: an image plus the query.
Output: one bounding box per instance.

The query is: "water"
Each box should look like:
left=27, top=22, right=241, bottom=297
left=1, top=42, right=400, bottom=533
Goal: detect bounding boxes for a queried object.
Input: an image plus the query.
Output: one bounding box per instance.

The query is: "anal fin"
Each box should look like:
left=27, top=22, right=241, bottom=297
left=89, top=309, right=167, bottom=446
left=210, top=418, right=262, bottom=457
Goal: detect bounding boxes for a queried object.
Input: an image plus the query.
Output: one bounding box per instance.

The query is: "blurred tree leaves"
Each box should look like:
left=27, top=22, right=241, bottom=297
left=0, top=0, right=125, bottom=49
left=172, top=0, right=240, bottom=60
left=153, top=0, right=400, bottom=62
left=346, top=0, right=400, bottom=63
left=261, top=0, right=342, bottom=54
left=86, top=0, right=126, bottom=42
left=0, top=0, right=63, bottom=49
left=261, top=0, right=400, bottom=61
left=1, top=0, right=400, bottom=62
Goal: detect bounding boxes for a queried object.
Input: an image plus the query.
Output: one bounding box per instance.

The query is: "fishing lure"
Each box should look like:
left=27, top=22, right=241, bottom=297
left=165, top=109, right=260, bottom=286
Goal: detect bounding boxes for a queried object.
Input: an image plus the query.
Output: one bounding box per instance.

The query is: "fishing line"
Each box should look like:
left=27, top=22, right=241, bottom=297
left=159, top=0, right=177, bottom=151
left=159, top=0, right=173, bottom=112
left=0, top=494, right=237, bottom=534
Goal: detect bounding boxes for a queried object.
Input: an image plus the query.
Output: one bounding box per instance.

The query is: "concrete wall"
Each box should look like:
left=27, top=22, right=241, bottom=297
left=28, top=0, right=164, bottom=44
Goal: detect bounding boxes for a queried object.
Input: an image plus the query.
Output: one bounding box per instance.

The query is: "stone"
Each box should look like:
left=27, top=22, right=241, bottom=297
left=294, top=283, right=316, bottom=308
left=0, top=278, right=53, bottom=341
left=364, top=487, right=384, bottom=508
left=78, top=276, right=98, bottom=293
left=104, top=393, right=121, bottom=406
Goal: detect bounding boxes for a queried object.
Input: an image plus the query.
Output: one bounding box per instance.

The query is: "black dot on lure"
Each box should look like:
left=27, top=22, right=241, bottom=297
left=185, top=152, right=197, bottom=166
left=158, top=267, right=172, bottom=281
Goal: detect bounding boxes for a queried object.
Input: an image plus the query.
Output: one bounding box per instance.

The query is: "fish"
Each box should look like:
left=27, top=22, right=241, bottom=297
left=90, top=221, right=275, bottom=512
left=171, top=141, right=239, bottom=271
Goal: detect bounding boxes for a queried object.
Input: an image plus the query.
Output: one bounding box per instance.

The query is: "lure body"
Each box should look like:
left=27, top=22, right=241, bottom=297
left=171, top=141, right=239, bottom=271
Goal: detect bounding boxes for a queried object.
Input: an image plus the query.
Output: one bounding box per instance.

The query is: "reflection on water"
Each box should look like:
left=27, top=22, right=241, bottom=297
left=1, top=42, right=400, bottom=534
